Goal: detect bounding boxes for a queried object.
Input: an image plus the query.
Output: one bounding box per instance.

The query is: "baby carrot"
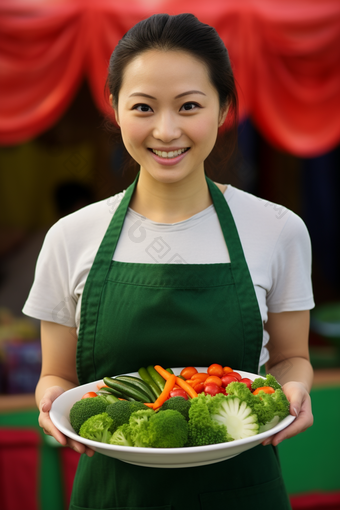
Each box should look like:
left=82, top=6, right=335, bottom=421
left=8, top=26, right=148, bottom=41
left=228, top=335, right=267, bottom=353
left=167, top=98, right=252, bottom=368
left=153, top=374, right=177, bottom=409
left=154, top=365, right=198, bottom=399
left=252, top=386, right=275, bottom=395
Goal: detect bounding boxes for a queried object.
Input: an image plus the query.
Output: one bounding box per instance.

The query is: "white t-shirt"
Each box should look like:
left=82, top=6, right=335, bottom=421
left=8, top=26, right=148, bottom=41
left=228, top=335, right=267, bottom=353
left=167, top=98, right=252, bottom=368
left=22, top=184, right=315, bottom=367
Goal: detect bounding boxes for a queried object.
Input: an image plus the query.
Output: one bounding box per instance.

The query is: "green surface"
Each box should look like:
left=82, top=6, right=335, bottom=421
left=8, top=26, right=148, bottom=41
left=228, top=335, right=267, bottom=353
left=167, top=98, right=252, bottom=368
left=0, top=409, right=65, bottom=510
left=278, top=385, right=340, bottom=495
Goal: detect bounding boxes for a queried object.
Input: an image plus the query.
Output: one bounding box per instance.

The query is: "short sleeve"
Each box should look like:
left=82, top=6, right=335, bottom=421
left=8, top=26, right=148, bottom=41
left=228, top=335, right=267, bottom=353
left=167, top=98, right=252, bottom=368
left=267, top=212, right=315, bottom=313
left=22, top=221, right=77, bottom=327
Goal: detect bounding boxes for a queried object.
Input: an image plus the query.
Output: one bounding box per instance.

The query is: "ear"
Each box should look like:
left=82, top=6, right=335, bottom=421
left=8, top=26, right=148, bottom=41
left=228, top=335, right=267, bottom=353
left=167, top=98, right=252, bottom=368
left=218, top=104, right=229, bottom=127
left=109, top=94, right=120, bottom=127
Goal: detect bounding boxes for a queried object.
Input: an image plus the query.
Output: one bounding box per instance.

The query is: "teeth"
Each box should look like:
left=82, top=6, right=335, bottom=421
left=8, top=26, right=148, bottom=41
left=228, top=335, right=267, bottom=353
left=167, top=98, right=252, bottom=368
left=152, top=148, right=188, bottom=158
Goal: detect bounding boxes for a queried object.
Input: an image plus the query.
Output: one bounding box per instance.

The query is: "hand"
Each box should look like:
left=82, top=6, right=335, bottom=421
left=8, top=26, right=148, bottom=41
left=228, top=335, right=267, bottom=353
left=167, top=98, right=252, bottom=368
left=39, top=386, right=95, bottom=457
left=262, top=381, right=313, bottom=447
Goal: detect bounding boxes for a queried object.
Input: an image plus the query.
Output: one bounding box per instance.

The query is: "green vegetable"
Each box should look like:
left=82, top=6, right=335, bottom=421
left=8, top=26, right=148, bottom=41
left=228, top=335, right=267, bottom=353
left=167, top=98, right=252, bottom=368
left=187, top=393, right=230, bottom=447
left=251, top=374, right=282, bottom=391
left=106, top=400, right=149, bottom=432
left=96, top=392, right=119, bottom=404
left=146, top=365, right=165, bottom=391
left=115, top=375, right=156, bottom=403
left=138, top=367, right=161, bottom=398
left=69, top=396, right=108, bottom=434
left=147, top=410, right=188, bottom=448
left=270, top=388, right=290, bottom=420
left=109, top=423, right=134, bottom=446
left=79, top=412, right=114, bottom=443
left=209, top=393, right=259, bottom=440
left=97, top=385, right=131, bottom=400
left=225, top=381, right=276, bottom=427
left=158, top=396, right=191, bottom=421
left=129, top=409, right=188, bottom=448
left=129, top=409, right=156, bottom=447
left=226, top=378, right=289, bottom=426
left=103, top=377, right=151, bottom=402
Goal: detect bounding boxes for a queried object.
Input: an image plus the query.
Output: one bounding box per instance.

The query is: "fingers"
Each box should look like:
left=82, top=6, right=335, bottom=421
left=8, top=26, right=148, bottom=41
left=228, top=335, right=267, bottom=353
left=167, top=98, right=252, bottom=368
left=39, top=385, right=65, bottom=413
left=262, top=382, right=313, bottom=447
left=66, top=438, right=95, bottom=457
left=38, top=386, right=95, bottom=457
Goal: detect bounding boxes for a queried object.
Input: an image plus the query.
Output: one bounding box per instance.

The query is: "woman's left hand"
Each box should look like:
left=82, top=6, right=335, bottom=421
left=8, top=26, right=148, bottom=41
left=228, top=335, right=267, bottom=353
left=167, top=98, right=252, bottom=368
left=262, top=381, right=313, bottom=447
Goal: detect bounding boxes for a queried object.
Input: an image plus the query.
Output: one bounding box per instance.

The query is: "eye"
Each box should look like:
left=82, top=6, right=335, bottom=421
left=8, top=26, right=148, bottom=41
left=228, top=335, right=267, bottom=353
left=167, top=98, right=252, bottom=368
left=133, top=104, right=153, bottom=113
left=181, top=102, right=201, bottom=111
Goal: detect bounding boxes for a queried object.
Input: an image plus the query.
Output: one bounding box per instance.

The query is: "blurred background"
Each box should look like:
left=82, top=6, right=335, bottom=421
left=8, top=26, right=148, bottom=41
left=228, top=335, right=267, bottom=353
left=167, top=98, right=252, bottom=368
left=0, top=0, right=340, bottom=509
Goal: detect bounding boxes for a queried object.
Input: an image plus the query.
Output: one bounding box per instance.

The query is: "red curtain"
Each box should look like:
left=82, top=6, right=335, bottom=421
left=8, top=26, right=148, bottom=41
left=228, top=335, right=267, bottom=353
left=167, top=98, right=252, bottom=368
left=0, top=0, right=340, bottom=156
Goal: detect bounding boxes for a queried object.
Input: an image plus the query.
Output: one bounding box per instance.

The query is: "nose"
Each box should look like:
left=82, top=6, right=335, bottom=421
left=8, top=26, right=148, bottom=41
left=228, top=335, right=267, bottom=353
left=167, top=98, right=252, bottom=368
left=153, top=111, right=181, bottom=142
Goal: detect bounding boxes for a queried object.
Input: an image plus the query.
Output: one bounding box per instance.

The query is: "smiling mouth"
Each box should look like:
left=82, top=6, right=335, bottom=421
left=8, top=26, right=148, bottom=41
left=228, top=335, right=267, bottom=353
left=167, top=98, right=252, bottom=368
left=149, top=148, right=190, bottom=159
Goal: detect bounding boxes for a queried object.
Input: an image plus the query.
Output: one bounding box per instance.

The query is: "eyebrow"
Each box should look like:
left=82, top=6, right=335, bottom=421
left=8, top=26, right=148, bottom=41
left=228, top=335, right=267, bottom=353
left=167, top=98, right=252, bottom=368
left=128, top=90, right=206, bottom=99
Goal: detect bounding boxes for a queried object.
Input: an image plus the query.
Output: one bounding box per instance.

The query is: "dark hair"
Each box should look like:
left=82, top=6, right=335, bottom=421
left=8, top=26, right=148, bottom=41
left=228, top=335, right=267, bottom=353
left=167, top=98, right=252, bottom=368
left=103, top=13, right=239, bottom=179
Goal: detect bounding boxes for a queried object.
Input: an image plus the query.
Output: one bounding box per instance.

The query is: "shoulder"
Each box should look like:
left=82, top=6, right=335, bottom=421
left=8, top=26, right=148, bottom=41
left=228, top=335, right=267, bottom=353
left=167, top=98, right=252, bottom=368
left=225, top=185, right=309, bottom=242
left=44, top=190, right=126, bottom=246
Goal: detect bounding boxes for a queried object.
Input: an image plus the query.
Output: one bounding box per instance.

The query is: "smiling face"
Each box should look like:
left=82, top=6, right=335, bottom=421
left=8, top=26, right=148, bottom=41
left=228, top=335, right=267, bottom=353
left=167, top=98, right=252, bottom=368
left=111, top=50, right=228, bottom=185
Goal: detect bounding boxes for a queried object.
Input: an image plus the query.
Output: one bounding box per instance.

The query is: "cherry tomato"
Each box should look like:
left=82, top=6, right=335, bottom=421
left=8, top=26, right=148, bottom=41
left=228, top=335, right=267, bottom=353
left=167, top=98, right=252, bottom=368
left=207, top=364, right=224, bottom=378
left=221, top=374, right=239, bottom=387
left=239, top=378, right=253, bottom=391
left=204, top=383, right=223, bottom=396
left=191, top=372, right=209, bottom=382
left=81, top=391, right=98, bottom=399
left=169, top=389, right=188, bottom=400
left=192, top=381, right=205, bottom=393
left=205, top=376, right=223, bottom=387
left=180, top=366, right=198, bottom=379
left=228, top=371, right=242, bottom=381
left=223, top=366, right=233, bottom=374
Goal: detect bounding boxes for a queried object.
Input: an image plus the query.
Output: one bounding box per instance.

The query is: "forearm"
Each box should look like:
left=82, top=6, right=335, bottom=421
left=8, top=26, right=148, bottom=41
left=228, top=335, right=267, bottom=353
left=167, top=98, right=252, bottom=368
left=35, top=375, right=78, bottom=408
left=266, top=356, right=314, bottom=393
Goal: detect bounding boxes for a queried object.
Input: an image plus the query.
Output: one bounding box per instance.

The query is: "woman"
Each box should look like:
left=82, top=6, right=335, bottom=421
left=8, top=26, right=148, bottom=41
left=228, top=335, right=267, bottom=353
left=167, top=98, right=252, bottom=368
left=23, top=13, right=314, bottom=509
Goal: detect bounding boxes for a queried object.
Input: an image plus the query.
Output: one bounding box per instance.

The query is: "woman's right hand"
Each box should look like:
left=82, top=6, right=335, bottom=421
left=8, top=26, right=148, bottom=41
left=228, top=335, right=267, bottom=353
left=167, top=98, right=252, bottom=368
left=38, top=385, right=95, bottom=457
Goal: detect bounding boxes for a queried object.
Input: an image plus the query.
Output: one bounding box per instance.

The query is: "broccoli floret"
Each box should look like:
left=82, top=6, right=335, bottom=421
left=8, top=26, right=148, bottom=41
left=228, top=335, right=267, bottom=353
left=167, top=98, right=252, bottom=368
left=251, top=391, right=277, bottom=426
left=106, top=400, right=148, bottom=432
left=226, top=379, right=289, bottom=429
left=270, top=388, right=290, bottom=420
left=147, top=410, right=188, bottom=448
left=79, top=412, right=114, bottom=443
left=225, top=381, right=256, bottom=404
left=209, top=393, right=259, bottom=440
left=187, top=393, right=230, bottom=447
left=129, top=409, right=156, bottom=447
left=110, top=423, right=134, bottom=447
left=69, top=397, right=108, bottom=434
left=129, top=409, right=189, bottom=448
left=251, top=374, right=281, bottom=391
left=158, top=396, right=191, bottom=421
left=225, top=381, right=276, bottom=427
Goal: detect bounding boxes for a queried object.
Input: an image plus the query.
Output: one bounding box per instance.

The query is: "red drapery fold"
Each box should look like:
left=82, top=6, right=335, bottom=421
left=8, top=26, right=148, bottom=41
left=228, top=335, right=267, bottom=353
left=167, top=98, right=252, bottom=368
left=0, top=0, right=339, bottom=156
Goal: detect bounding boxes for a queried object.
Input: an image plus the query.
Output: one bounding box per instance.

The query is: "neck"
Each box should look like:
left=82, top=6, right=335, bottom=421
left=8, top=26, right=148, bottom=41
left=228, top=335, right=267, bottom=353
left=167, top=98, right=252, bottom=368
left=129, top=168, right=213, bottom=223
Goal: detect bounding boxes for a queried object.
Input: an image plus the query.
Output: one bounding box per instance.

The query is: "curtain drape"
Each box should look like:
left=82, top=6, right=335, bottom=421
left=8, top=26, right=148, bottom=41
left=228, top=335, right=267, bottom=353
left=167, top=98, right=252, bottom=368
left=0, top=0, right=339, bottom=156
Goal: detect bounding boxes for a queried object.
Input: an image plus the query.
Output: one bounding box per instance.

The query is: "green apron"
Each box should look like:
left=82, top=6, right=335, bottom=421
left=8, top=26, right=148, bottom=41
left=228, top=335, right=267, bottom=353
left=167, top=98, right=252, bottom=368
left=70, top=173, right=291, bottom=510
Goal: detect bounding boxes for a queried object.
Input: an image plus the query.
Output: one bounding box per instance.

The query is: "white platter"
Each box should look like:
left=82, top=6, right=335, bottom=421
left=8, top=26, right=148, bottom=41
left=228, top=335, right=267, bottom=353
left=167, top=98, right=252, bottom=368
left=50, top=368, right=295, bottom=468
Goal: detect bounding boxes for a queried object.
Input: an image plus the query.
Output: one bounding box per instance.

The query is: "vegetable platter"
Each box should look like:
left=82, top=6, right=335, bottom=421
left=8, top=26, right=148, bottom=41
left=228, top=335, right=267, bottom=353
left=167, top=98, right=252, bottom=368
left=50, top=367, right=295, bottom=468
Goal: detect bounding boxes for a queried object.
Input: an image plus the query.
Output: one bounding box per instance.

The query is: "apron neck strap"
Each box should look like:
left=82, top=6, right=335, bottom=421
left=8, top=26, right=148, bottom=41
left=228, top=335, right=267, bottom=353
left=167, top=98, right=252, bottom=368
left=110, top=171, right=248, bottom=268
